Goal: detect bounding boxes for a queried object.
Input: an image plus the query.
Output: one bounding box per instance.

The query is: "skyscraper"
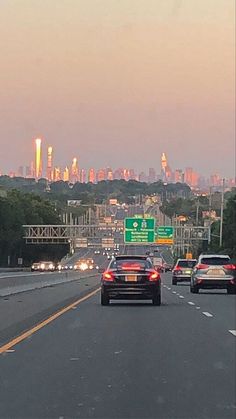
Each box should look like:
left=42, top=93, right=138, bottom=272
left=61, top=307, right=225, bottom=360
left=35, top=138, right=42, bottom=179
left=47, top=146, right=53, bottom=181
left=70, top=157, right=79, bottom=183
left=88, top=168, right=96, bottom=183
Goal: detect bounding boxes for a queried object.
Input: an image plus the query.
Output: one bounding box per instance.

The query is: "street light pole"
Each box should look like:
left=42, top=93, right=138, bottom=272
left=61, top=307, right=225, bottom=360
left=219, top=178, right=225, bottom=248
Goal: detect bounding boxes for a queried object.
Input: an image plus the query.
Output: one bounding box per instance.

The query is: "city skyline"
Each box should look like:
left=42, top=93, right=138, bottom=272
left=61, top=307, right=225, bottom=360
left=0, top=0, right=235, bottom=178
left=1, top=137, right=235, bottom=190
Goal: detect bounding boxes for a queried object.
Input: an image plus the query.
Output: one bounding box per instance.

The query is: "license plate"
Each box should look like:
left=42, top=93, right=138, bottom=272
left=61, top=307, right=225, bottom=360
left=125, top=275, right=137, bottom=282
left=185, top=270, right=191, bottom=274
left=207, top=269, right=224, bottom=276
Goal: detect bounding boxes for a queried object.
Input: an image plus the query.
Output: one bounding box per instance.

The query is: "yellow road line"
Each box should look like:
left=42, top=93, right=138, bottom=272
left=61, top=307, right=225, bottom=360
left=0, top=287, right=100, bottom=355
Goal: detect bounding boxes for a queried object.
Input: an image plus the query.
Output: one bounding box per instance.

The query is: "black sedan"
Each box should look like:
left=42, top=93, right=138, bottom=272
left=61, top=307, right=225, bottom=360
left=101, top=255, right=161, bottom=306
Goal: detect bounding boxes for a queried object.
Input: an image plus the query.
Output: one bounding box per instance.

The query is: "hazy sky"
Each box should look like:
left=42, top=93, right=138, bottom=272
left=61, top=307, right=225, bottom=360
left=0, top=0, right=235, bottom=177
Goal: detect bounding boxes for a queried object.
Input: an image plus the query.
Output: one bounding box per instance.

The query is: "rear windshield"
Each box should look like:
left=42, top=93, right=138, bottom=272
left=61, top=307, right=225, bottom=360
left=110, top=259, right=152, bottom=270
left=201, top=257, right=230, bottom=265
left=177, top=260, right=196, bottom=268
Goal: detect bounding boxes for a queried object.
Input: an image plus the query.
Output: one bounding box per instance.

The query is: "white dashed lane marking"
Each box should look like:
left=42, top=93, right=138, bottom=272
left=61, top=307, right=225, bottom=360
left=196, top=307, right=201, bottom=309
left=229, top=330, right=236, bottom=337
left=202, top=312, right=213, bottom=318
left=179, top=295, right=184, bottom=299
left=172, top=291, right=177, bottom=294
left=188, top=302, right=195, bottom=305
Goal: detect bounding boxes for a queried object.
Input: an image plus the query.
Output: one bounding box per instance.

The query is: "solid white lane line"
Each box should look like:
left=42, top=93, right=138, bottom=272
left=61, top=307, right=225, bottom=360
left=202, top=312, right=213, bottom=317
left=229, top=330, right=236, bottom=337
left=188, top=302, right=195, bottom=306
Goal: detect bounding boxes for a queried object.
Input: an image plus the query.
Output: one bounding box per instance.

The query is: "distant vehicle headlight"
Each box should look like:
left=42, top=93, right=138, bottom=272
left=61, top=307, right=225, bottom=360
left=49, top=264, right=54, bottom=269
left=80, top=262, right=88, bottom=271
left=40, top=263, right=45, bottom=270
left=69, top=265, right=73, bottom=270
left=58, top=264, right=62, bottom=270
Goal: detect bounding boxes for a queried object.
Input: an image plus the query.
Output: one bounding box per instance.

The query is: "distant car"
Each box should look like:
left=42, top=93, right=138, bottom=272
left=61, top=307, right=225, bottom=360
left=163, top=262, right=173, bottom=272
left=94, top=250, right=100, bottom=254
left=38, top=261, right=56, bottom=272
left=190, top=254, right=236, bottom=294
left=172, top=259, right=197, bottom=284
left=31, top=262, right=40, bottom=272
left=101, top=255, right=161, bottom=306
left=74, top=258, right=94, bottom=271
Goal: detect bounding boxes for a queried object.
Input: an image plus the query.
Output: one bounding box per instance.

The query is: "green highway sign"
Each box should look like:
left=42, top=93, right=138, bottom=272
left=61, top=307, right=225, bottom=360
left=124, top=217, right=155, bottom=243
left=156, top=226, right=174, bottom=244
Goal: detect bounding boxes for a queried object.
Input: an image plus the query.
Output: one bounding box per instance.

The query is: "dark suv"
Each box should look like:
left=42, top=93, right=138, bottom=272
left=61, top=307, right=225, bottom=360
left=172, top=259, right=197, bottom=285
left=190, top=254, right=236, bottom=294
left=101, top=255, right=161, bottom=306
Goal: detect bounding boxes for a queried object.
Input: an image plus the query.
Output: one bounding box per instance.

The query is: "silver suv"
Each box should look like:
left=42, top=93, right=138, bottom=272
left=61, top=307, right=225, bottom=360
left=190, top=254, right=236, bottom=294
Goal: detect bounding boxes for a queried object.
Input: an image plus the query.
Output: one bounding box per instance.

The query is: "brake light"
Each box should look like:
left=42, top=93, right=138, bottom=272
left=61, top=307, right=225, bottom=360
left=102, top=271, right=114, bottom=281
left=149, top=271, right=160, bottom=281
left=174, top=266, right=182, bottom=271
left=196, top=264, right=209, bottom=270
left=223, top=264, right=236, bottom=270
left=121, top=265, right=141, bottom=271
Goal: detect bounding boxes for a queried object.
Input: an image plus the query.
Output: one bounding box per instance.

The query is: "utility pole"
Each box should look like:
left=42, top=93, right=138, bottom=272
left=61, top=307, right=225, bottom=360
left=196, top=199, right=200, bottom=225
left=209, top=186, right=212, bottom=212
left=219, top=178, right=225, bottom=248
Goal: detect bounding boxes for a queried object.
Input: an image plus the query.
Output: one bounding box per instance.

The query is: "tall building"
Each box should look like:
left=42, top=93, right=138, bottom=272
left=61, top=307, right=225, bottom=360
left=70, top=157, right=79, bottom=183
left=174, top=169, right=184, bottom=183
left=185, top=167, right=193, bottom=186
left=161, top=152, right=167, bottom=176
left=47, top=146, right=53, bottom=182
left=106, top=168, right=113, bottom=181
left=17, top=166, right=24, bottom=177
left=97, top=169, right=106, bottom=182
left=54, top=167, right=61, bottom=181
left=79, top=169, right=86, bottom=183
left=88, top=168, right=96, bottom=183
left=63, top=167, right=69, bottom=182
left=35, top=138, right=42, bottom=179
left=148, top=168, right=156, bottom=183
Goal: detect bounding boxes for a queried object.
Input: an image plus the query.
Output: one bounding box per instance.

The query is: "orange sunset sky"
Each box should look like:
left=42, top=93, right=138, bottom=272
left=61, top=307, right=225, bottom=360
left=0, top=0, right=235, bottom=176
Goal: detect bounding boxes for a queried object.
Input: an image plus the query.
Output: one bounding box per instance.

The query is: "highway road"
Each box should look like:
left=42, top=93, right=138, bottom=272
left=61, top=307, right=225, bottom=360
left=0, top=265, right=235, bottom=418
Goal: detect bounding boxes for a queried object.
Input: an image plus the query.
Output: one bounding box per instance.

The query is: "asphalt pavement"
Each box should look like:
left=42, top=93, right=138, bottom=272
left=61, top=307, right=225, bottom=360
left=0, top=270, right=235, bottom=418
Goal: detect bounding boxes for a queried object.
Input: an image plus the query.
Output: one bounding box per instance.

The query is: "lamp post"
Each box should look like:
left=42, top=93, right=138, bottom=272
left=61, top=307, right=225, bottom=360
left=219, top=178, right=225, bottom=248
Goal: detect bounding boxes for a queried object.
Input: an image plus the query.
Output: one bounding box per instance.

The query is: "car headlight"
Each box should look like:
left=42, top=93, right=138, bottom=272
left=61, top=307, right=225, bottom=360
left=58, top=264, right=62, bottom=270
left=40, top=263, right=45, bottom=270
left=49, top=264, right=54, bottom=269
left=80, top=263, right=88, bottom=271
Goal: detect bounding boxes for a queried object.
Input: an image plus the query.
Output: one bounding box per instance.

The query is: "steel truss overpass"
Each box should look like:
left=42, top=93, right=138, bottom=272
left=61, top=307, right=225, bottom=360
left=23, top=224, right=211, bottom=255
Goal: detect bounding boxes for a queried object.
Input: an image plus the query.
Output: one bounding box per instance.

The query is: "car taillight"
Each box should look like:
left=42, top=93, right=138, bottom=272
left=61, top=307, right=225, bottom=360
left=223, top=264, right=236, bottom=270
left=102, top=271, right=114, bottom=281
left=174, top=266, right=182, bottom=271
left=196, top=264, right=209, bottom=270
left=149, top=271, right=160, bottom=281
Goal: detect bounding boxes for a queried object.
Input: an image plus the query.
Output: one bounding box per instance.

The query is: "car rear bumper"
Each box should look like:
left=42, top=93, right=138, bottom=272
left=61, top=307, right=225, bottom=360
left=193, top=276, right=235, bottom=289
left=173, top=275, right=191, bottom=281
left=102, top=282, right=160, bottom=300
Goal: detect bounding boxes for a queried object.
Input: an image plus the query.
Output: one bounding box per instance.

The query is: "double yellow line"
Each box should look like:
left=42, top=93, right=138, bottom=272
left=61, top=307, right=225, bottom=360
left=0, top=287, right=100, bottom=355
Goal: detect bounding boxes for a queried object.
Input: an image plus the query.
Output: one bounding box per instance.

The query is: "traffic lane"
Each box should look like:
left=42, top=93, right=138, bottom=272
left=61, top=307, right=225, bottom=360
left=162, top=273, right=236, bottom=335
left=0, top=273, right=100, bottom=346
left=0, top=288, right=235, bottom=418
left=0, top=269, right=101, bottom=297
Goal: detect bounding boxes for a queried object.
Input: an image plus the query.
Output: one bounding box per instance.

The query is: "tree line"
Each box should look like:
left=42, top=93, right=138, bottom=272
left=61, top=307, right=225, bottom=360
left=0, top=190, right=68, bottom=267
